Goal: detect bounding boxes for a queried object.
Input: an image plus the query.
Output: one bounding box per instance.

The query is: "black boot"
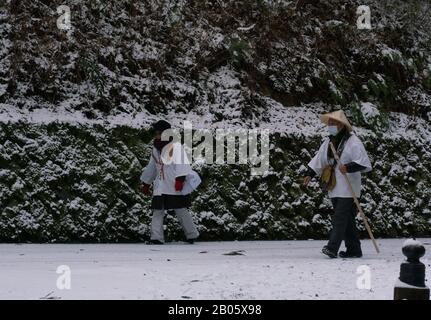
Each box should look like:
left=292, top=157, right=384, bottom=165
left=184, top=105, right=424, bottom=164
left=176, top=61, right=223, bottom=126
left=339, top=250, right=362, bottom=258
left=322, top=246, right=337, bottom=258
left=149, top=240, right=164, bottom=245
left=185, top=238, right=196, bottom=244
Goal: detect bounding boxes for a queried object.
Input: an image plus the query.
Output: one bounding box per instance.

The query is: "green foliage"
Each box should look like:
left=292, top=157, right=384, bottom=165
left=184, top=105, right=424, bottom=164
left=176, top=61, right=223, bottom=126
left=424, top=74, right=431, bottom=91
left=228, top=38, right=252, bottom=69
left=78, top=53, right=107, bottom=98
left=88, top=0, right=111, bottom=14
left=348, top=102, right=390, bottom=134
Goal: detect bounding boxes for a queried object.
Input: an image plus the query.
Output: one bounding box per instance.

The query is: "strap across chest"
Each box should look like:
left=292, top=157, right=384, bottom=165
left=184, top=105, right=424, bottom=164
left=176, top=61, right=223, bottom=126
left=152, top=145, right=174, bottom=180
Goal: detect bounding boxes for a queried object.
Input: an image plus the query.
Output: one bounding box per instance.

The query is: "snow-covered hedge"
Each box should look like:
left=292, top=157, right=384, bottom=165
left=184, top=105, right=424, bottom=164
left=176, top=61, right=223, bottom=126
left=1, top=120, right=430, bottom=242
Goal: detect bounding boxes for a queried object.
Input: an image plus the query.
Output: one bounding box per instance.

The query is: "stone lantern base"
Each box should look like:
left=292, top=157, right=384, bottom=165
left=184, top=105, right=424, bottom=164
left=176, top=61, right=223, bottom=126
left=394, top=239, right=429, bottom=300
left=394, top=286, right=430, bottom=300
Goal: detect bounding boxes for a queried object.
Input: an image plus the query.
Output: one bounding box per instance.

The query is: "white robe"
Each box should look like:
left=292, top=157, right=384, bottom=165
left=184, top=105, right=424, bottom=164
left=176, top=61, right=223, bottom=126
left=308, top=134, right=372, bottom=198
left=140, top=142, right=201, bottom=196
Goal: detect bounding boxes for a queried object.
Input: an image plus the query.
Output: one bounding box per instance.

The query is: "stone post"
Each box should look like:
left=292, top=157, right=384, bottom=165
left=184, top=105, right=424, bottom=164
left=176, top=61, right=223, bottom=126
left=394, top=239, right=430, bottom=300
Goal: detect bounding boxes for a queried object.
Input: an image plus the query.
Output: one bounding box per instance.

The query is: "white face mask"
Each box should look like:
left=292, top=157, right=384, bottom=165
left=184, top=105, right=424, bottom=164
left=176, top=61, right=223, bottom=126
left=328, top=125, right=338, bottom=136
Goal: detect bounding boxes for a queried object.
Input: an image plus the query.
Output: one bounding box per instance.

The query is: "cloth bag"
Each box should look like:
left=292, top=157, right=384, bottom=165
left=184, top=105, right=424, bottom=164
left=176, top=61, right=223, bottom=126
left=321, top=165, right=336, bottom=192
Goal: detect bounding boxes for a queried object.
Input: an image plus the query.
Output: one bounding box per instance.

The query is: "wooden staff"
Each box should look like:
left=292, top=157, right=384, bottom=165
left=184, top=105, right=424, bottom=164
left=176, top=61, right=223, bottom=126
left=329, top=141, right=380, bottom=253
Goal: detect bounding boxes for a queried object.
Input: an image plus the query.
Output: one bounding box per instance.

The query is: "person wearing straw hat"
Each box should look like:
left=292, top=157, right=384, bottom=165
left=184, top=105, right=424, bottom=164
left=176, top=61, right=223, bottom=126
left=140, top=120, right=201, bottom=245
left=303, top=110, right=372, bottom=258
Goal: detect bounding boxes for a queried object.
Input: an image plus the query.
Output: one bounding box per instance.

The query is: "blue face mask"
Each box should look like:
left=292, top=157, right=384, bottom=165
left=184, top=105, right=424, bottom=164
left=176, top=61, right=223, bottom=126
left=328, top=125, right=338, bottom=136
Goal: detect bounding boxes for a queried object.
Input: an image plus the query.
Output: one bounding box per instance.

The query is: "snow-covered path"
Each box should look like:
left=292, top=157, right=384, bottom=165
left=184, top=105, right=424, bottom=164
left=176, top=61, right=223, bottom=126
left=0, top=239, right=430, bottom=300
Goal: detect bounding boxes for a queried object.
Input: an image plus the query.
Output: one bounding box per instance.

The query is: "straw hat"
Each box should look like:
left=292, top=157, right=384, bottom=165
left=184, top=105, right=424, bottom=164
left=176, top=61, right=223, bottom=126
left=320, top=110, right=352, bottom=132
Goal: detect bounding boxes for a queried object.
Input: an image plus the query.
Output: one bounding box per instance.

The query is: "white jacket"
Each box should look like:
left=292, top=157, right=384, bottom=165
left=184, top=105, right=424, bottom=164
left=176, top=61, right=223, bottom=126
left=140, top=142, right=201, bottom=196
left=308, top=134, right=372, bottom=198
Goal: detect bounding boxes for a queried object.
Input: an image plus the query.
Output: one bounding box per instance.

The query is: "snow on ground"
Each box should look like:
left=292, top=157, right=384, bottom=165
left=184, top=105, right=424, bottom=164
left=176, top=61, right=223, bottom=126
left=0, top=239, right=430, bottom=300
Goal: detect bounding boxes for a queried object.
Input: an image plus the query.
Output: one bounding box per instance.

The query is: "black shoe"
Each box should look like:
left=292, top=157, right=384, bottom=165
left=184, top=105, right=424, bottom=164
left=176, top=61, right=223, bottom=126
left=186, top=239, right=195, bottom=244
left=339, top=250, right=362, bottom=258
left=149, top=240, right=164, bottom=245
left=322, top=246, right=337, bottom=258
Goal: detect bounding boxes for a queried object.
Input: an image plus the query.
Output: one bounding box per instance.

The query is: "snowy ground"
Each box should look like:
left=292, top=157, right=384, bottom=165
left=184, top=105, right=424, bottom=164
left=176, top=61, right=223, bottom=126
left=0, top=239, right=430, bottom=300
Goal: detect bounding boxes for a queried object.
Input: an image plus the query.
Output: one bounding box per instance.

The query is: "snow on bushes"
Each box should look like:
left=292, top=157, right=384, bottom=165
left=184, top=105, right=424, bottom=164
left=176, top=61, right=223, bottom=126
left=1, top=0, right=431, bottom=120
left=0, top=119, right=430, bottom=242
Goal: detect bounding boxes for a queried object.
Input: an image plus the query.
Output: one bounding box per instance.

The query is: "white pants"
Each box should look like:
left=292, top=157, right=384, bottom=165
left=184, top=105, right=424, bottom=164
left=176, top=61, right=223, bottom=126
left=151, top=208, right=199, bottom=242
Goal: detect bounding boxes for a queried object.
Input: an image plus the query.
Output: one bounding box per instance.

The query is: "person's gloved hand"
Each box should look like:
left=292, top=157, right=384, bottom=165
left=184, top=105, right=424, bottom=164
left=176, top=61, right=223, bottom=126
left=175, top=179, right=184, bottom=192
left=141, top=183, right=151, bottom=196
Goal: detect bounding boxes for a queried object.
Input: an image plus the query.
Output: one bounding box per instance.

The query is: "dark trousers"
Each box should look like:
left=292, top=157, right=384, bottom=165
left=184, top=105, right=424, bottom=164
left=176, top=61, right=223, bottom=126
left=327, top=197, right=361, bottom=253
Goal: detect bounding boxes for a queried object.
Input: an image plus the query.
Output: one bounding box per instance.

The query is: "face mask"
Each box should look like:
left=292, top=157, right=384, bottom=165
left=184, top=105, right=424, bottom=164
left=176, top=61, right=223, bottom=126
left=328, top=125, right=338, bottom=136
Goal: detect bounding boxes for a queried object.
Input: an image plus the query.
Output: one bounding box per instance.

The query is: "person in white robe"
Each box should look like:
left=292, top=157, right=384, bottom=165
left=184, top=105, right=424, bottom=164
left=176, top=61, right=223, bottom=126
left=140, top=120, right=201, bottom=244
left=303, top=110, right=372, bottom=258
